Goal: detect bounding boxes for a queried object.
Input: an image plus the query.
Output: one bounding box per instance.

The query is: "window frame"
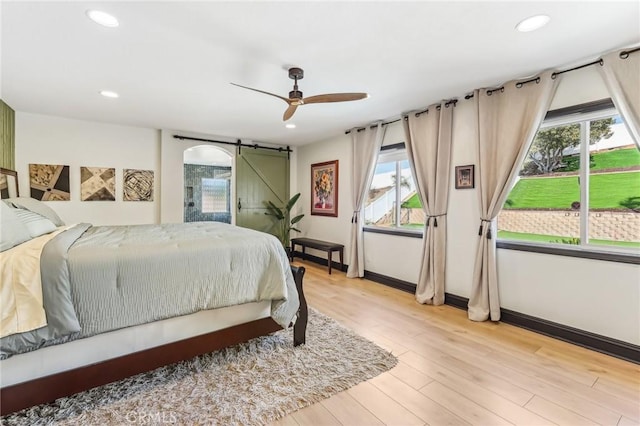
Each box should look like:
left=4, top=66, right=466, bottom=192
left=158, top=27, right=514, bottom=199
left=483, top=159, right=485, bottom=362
left=363, top=142, right=423, bottom=238
left=497, top=99, right=640, bottom=264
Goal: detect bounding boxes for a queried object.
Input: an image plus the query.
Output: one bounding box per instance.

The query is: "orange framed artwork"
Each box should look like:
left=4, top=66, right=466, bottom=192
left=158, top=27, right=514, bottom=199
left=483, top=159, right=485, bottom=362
left=311, top=160, right=338, bottom=217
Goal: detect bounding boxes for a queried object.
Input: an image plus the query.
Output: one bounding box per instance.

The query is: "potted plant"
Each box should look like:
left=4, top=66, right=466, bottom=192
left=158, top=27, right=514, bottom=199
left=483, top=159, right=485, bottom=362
left=264, top=193, right=304, bottom=250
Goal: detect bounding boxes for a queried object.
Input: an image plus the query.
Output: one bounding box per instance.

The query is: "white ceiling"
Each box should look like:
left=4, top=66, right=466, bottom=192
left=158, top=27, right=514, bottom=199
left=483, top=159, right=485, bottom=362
left=2, top=1, right=639, bottom=147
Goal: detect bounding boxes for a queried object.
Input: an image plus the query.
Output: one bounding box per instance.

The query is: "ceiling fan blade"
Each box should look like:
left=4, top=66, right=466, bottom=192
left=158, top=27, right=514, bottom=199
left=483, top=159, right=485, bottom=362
left=303, top=93, right=369, bottom=104
left=230, top=83, right=291, bottom=104
left=283, top=104, right=298, bottom=121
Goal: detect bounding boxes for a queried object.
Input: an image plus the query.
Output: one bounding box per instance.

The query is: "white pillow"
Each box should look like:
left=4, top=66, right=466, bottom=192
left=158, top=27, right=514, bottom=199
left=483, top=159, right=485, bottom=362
left=13, top=208, right=57, bottom=238
left=5, top=197, right=65, bottom=226
left=0, top=202, right=32, bottom=251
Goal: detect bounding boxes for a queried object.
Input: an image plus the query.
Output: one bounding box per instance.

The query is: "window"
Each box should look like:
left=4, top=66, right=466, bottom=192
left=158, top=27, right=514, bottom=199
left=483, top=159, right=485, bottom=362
left=364, top=143, right=422, bottom=233
left=498, top=101, right=640, bottom=253
left=201, top=177, right=229, bottom=213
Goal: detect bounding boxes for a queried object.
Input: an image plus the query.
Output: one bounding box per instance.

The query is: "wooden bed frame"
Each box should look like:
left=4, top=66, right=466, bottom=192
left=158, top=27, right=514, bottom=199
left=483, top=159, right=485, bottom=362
left=0, top=266, right=308, bottom=416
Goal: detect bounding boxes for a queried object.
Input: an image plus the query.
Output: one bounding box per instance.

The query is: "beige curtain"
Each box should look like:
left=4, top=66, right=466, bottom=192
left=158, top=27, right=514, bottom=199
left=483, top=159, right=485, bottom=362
left=598, top=49, right=640, bottom=148
left=347, top=123, right=385, bottom=278
left=468, top=71, right=559, bottom=321
left=402, top=102, right=453, bottom=304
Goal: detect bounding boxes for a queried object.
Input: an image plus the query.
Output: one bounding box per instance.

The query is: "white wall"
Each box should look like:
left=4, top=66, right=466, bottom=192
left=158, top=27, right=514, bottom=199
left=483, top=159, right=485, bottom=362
left=297, top=67, right=640, bottom=345
left=296, top=133, right=353, bottom=261
left=13, top=116, right=295, bottom=226
left=446, top=100, right=483, bottom=297
left=498, top=250, right=639, bottom=343
left=15, top=113, right=160, bottom=225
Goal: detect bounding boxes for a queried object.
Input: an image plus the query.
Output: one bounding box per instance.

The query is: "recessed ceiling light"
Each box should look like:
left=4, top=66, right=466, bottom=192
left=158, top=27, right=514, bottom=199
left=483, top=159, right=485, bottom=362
left=516, top=15, right=551, bottom=32
left=100, top=90, right=119, bottom=98
left=86, top=10, right=119, bottom=28
left=285, top=123, right=296, bottom=129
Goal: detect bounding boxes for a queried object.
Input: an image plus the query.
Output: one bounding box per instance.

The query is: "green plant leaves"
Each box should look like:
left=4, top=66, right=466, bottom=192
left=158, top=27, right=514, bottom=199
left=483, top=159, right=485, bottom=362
left=264, top=200, right=285, bottom=220
left=263, top=193, right=304, bottom=246
left=286, top=193, right=301, bottom=212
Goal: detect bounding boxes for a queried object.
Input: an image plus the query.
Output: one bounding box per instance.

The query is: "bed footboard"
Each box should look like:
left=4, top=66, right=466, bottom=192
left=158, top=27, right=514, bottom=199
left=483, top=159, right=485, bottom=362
left=291, top=265, right=307, bottom=346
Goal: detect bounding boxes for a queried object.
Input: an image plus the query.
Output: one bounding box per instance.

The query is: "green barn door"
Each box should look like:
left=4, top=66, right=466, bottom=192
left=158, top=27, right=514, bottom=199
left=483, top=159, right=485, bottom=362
left=236, top=148, right=289, bottom=236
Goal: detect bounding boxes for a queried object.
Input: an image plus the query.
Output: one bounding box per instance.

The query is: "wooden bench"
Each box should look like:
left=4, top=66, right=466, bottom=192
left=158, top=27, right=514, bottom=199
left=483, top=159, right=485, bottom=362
left=291, top=237, right=344, bottom=275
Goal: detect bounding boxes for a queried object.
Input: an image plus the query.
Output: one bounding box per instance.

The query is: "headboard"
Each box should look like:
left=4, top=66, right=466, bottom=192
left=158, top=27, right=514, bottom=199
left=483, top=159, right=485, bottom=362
left=0, top=168, right=19, bottom=199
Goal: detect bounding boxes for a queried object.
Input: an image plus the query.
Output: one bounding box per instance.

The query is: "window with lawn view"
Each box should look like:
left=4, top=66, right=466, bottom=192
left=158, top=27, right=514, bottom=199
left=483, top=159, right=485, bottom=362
left=364, top=143, right=423, bottom=231
left=498, top=103, right=640, bottom=251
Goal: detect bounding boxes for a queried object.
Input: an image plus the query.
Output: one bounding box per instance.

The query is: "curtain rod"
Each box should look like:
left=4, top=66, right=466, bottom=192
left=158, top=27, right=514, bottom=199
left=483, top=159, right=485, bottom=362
left=413, top=99, right=458, bottom=118
left=464, top=46, right=640, bottom=100
left=344, top=118, right=401, bottom=135
left=173, top=135, right=292, bottom=155
left=344, top=97, right=461, bottom=133
left=464, top=75, right=542, bottom=99
left=346, top=46, right=639, bottom=133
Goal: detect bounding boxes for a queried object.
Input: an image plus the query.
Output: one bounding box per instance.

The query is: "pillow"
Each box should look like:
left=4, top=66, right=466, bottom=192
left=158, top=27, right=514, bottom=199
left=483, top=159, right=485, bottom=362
left=13, top=208, right=57, bottom=238
left=0, top=202, right=32, bottom=251
left=5, top=197, right=65, bottom=226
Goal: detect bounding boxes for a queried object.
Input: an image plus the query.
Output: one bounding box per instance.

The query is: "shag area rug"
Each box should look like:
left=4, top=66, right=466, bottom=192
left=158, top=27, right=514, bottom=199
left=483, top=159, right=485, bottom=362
left=2, top=309, right=397, bottom=425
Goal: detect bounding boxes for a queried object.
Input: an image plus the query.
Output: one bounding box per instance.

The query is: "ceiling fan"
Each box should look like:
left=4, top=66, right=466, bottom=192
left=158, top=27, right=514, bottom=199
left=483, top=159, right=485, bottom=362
left=231, top=67, right=368, bottom=121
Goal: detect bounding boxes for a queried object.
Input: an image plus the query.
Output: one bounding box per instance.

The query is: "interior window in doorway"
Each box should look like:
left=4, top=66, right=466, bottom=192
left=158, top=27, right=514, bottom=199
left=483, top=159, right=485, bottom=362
left=202, top=177, right=229, bottom=213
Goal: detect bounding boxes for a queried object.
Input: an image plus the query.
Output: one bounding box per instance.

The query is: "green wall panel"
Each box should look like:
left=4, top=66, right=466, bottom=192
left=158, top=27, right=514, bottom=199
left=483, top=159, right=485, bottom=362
left=1, top=100, right=16, bottom=170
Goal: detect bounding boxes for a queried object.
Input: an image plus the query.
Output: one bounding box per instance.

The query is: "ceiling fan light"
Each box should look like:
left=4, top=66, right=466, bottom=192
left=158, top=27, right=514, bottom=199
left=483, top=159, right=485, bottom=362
left=516, top=15, right=550, bottom=32
left=86, top=10, right=119, bottom=28
left=285, top=123, right=296, bottom=129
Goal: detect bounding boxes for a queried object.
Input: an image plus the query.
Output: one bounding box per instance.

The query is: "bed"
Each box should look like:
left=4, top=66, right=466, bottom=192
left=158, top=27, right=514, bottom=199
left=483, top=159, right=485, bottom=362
left=0, top=194, right=308, bottom=415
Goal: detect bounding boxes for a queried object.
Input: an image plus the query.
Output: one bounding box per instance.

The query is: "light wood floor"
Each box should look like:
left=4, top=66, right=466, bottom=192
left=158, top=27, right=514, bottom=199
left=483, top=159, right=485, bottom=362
left=273, top=260, right=640, bottom=426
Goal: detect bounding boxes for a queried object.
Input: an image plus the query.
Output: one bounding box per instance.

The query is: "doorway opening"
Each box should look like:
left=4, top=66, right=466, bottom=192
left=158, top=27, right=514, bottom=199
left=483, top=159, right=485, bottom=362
left=183, top=145, right=232, bottom=223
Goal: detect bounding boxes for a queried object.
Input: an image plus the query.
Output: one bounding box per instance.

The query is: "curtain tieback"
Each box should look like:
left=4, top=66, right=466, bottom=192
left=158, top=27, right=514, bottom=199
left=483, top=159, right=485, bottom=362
left=351, top=211, right=359, bottom=223
left=478, top=218, right=493, bottom=239
left=426, top=213, right=447, bottom=227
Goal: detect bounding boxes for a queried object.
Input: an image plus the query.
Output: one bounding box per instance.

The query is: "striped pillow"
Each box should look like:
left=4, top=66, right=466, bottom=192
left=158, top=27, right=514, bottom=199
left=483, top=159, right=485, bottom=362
left=13, top=208, right=57, bottom=238
left=0, top=202, right=32, bottom=251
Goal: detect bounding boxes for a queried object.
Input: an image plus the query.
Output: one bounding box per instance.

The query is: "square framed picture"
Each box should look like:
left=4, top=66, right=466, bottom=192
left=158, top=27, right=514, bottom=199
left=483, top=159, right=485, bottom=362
left=311, top=160, right=338, bottom=217
left=455, top=164, right=475, bottom=189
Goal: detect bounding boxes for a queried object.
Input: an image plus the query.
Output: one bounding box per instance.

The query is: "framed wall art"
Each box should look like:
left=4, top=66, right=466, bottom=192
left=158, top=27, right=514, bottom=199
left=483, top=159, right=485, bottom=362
left=311, top=160, right=338, bottom=217
left=29, top=163, right=70, bottom=200
left=81, top=166, right=116, bottom=201
left=123, top=169, right=154, bottom=201
left=455, top=164, right=475, bottom=189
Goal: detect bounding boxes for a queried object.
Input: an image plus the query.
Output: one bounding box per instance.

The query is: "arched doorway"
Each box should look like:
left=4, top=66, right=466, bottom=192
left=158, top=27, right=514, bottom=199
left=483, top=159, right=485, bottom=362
left=183, top=145, right=233, bottom=223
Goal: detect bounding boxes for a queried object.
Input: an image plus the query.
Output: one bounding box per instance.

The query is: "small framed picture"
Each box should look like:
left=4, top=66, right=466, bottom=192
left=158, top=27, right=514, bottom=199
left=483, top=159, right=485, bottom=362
left=455, top=165, right=475, bottom=189
left=311, top=160, right=338, bottom=217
